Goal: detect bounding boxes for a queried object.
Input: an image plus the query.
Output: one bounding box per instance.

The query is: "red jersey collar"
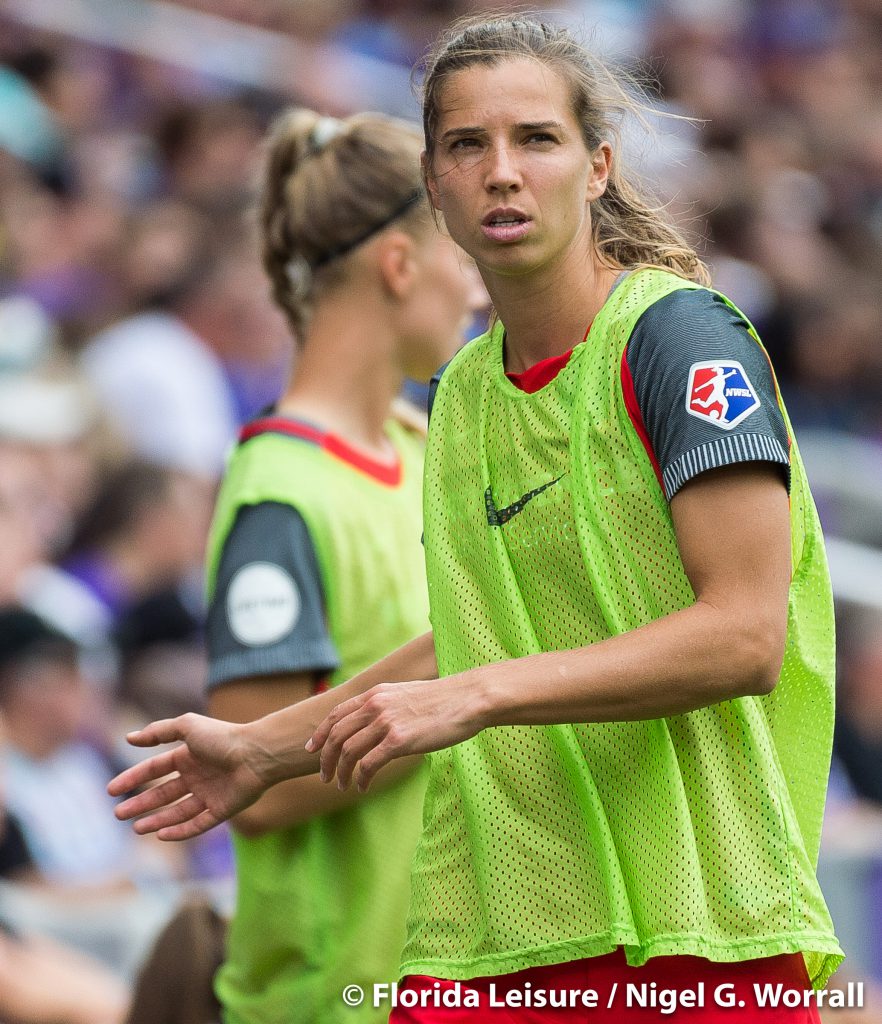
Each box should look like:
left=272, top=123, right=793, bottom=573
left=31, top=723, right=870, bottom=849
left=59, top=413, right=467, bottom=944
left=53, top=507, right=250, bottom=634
left=504, top=322, right=592, bottom=394
left=238, top=415, right=402, bottom=486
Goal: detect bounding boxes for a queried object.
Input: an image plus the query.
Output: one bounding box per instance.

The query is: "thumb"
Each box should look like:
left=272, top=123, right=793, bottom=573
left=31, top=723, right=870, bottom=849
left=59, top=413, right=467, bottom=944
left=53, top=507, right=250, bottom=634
left=126, top=714, right=197, bottom=748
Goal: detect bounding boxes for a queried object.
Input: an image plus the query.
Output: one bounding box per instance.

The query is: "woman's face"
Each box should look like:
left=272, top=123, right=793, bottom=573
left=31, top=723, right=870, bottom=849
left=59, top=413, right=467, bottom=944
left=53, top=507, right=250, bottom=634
left=424, top=57, right=610, bottom=283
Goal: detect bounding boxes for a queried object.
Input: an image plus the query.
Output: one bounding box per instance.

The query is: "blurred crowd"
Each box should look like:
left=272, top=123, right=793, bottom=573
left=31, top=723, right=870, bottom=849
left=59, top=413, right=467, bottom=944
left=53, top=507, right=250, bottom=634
left=0, top=0, right=880, bottom=1020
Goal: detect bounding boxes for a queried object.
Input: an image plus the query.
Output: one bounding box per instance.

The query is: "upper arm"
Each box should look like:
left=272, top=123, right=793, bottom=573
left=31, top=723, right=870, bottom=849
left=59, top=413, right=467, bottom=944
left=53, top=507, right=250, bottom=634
left=208, top=672, right=315, bottom=724
left=624, top=288, right=794, bottom=688
left=671, top=462, right=791, bottom=688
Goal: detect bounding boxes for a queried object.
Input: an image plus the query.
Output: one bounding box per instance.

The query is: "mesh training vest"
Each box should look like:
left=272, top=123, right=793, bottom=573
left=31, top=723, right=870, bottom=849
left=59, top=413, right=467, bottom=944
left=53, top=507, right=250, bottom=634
left=206, top=419, right=430, bottom=1024
left=411, top=269, right=842, bottom=986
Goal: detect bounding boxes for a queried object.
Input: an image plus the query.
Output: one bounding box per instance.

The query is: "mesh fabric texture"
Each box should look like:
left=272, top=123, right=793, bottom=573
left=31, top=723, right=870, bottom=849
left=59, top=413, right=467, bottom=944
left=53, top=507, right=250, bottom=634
left=411, top=269, right=841, bottom=986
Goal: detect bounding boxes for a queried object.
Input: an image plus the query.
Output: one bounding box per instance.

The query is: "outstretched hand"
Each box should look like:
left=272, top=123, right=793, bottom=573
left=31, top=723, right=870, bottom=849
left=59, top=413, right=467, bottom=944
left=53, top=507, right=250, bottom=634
left=305, top=677, right=486, bottom=792
left=110, top=672, right=487, bottom=839
left=107, top=714, right=271, bottom=841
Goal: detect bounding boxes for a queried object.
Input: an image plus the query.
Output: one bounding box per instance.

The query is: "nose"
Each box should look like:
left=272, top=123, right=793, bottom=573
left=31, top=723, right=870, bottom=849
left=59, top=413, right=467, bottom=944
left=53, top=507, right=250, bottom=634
left=483, top=142, right=522, bottom=193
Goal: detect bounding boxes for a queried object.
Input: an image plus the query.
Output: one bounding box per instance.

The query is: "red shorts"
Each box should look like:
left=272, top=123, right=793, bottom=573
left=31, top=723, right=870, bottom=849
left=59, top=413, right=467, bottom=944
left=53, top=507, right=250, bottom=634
left=388, top=950, right=821, bottom=1023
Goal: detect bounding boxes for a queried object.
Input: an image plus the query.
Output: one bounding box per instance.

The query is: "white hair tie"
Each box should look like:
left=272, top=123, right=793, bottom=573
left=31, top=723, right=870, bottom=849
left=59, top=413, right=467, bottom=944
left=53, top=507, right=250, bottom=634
left=308, top=117, right=344, bottom=155
left=285, top=254, right=312, bottom=296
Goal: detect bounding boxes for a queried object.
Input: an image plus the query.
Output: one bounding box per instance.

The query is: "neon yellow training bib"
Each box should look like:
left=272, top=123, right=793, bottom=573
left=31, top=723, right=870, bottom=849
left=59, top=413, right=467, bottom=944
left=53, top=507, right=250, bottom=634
left=409, top=269, right=841, bottom=987
left=207, top=420, right=430, bottom=1024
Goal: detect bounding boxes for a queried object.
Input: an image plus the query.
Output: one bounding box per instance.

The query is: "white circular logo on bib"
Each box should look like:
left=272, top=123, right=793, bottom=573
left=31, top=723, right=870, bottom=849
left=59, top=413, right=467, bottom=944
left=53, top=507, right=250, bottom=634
left=226, top=562, right=301, bottom=646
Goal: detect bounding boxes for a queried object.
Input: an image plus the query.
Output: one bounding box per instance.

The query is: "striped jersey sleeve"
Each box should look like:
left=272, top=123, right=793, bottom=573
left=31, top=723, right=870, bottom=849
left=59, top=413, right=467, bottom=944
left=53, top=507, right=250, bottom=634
left=623, top=288, right=790, bottom=500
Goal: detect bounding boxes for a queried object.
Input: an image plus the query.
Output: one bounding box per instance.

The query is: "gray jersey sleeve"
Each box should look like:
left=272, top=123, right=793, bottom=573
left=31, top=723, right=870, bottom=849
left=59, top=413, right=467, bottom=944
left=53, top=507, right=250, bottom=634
left=206, top=502, right=340, bottom=690
left=427, top=361, right=451, bottom=425
left=625, top=289, right=790, bottom=500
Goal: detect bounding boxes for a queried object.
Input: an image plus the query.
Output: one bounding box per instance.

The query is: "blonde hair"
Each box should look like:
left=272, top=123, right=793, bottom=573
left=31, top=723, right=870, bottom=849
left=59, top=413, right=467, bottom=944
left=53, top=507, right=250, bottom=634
left=260, top=109, right=430, bottom=338
left=421, top=15, right=710, bottom=286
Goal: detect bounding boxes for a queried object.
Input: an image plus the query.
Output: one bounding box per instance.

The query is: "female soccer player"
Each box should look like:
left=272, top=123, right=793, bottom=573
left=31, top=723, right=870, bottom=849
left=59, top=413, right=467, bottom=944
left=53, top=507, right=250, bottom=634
left=111, top=17, right=842, bottom=1022
left=195, top=108, right=480, bottom=1023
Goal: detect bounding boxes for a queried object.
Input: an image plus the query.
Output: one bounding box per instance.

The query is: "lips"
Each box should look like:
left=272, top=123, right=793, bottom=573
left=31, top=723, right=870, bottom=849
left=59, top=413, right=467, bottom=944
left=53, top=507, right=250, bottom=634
left=481, top=207, right=532, bottom=243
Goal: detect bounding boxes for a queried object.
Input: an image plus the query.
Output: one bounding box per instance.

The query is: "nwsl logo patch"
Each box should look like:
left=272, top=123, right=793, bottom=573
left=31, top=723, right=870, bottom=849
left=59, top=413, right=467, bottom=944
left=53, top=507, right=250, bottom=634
left=686, top=360, right=760, bottom=430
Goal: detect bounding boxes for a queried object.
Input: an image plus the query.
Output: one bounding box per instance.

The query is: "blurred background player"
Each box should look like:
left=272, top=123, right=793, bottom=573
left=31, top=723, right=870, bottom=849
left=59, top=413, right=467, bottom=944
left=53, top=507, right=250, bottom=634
left=200, top=108, right=482, bottom=1023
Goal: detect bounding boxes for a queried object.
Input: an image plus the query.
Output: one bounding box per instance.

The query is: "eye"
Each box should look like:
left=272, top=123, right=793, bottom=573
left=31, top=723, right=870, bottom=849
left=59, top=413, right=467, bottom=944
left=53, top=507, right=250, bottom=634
left=450, top=137, right=481, bottom=151
left=526, top=132, right=557, bottom=145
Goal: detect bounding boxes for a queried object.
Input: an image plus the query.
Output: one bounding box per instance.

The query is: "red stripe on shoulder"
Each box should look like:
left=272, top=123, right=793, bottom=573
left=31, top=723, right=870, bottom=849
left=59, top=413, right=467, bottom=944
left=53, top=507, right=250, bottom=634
left=620, top=345, right=666, bottom=495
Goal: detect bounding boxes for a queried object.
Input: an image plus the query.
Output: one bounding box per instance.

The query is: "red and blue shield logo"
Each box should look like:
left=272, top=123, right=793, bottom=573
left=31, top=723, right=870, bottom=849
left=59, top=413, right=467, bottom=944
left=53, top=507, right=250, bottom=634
left=685, top=360, right=760, bottom=430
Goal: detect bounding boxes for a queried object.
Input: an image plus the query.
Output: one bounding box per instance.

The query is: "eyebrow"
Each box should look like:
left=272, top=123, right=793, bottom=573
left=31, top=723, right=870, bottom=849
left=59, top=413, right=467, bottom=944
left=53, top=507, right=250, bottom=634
left=440, top=120, right=565, bottom=141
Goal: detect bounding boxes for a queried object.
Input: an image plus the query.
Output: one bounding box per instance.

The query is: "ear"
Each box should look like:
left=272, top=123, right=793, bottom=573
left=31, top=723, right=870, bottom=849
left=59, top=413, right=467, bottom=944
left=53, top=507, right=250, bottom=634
left=421, top=151, right=442, bottom=211
left=586, top=141, right=613, bottom=202
left=376, top=231, right=418, bottom=300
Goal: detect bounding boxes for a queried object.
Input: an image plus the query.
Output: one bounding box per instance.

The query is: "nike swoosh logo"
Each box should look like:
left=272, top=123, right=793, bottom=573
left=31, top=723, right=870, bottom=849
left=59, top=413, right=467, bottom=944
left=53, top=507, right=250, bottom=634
left=485, top=474, right=565, bottom=526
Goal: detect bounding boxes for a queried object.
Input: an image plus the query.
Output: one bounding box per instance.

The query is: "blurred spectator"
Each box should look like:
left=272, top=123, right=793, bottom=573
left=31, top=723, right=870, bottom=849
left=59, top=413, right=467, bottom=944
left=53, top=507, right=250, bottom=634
left=0, top=607, right=173, bottom=888
left=155, top=97, right=263, bottom=216
left=103, top=202, right=290, bottom=421
left=60, top=460, right=210, bottom=630
left=124, top=898, right=225, bottom=1024
left=835, top=609, right=882, bottom=807
left=80, top=277, right=239, bottom=480
left=117, top=200, right=210, bottom=312
left=174, top=242, right=291, bottom=420
left=0, top=305, right=111, bottom=651
left=0, top=52, right=64, bottom=173
left=0, top=442, right=46, bottom=605
left=0, top=764, right=131, bottom=1023
left=784, top=293, right=882, bottom=434
left=43, top=458, right=214, bottom=723
left=0, top=320, right=121, bottom=658
left=114, top=587, right=210, bottom=725
left=0, top=372, right=100, bottom=550
left=0, top=925, right=130, bottom=1024
left=0, top=606, right=200, bottom=981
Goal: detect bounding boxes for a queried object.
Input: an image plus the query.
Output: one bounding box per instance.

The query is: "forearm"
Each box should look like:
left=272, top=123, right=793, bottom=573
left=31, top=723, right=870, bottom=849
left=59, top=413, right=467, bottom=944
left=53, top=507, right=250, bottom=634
left=471, top=598, right=783, bottom=729
left=233, top=754, right=425, bottom=835
left=248, top=630, right=436, bottom=785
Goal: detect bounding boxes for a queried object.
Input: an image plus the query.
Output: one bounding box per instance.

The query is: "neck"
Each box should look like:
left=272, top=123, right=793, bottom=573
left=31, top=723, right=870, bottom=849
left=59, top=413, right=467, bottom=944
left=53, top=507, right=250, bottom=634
left=483, top=241, right=621, bottom=373
left=276, top=291, right=403, bottom=460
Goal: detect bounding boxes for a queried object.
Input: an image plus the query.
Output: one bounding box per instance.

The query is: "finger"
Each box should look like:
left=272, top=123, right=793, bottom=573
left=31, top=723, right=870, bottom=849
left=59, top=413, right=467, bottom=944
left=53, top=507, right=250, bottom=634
left=318, top=708, right=374, bottom=783
left=156, top=807, right=222, bottom=842
left=114, top=772, right=188, bottom=821
left=108, top=749, right=181, bottom=800
left=132, top=794, right=205, bottom=836
left=125, top=716, right=192, bottom=748
left=335, top=724, right=387, bottom=790
left=355, top=740, right=398, bottom=793
left=306, top=694, right=368, bottom=754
